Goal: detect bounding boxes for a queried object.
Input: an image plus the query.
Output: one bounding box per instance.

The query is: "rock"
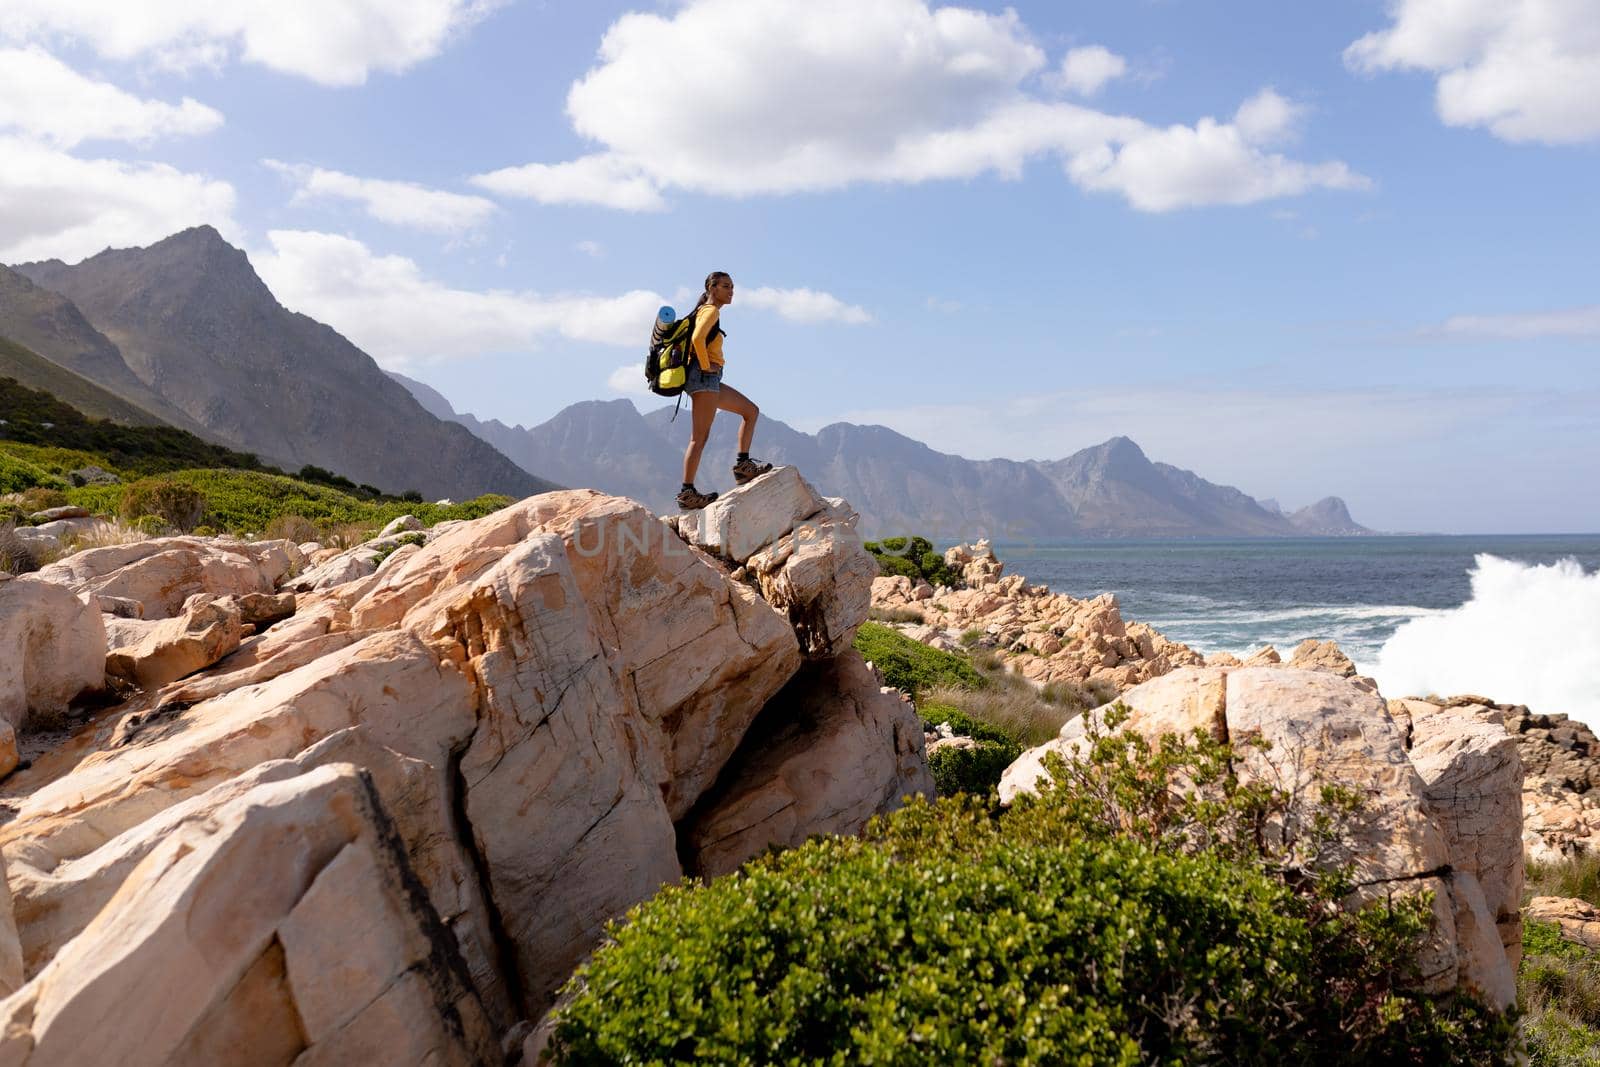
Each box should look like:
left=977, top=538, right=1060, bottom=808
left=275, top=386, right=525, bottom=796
left=683, top=650, right=934, bottom=879
left=0, top=851, right=22, bottom=997
left=746, top=506, right=876, bottom=658
left=104, top=594, right=244, bottom=689
left=1527, top=897, right=1600, bottom=951
left=1401, top=698, right=1524, bottom=973
left=1001, top=667, right=1516, bottom=1006
left=1241, top=645, right=1281, bottom=666
left=1287, top=638, right=1358, bottom=677
left=93, top=594, right=143, bottom=619
left=1205, top=651, right=1243, bottom=667
left=0, top=579, right=105, bottom=731
left=285, top=547, right=380, bottom=592
left=675, top=465, right=825, bottom=562
left=67, top=466, right=118, bottom=487
left=378, top=514, right=423, bottom=538
left=26, top=506, right=90, bottom=523
left=0, top=720, right=16, bottom=780
left=0, top=764, right=500, bottom=1066
left=236, top=591, right=296, bottom=628
left=26, top=538, right=284, bottom=619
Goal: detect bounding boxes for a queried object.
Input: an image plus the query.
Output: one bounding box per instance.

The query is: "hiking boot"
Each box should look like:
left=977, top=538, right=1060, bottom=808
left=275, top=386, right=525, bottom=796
left=676, top=486, right=718, bottom=510
left=731, top=456, right=774, bottom=485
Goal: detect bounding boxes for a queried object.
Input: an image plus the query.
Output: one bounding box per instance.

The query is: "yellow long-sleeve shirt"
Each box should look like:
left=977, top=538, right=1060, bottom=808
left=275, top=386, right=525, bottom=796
left=691, top=304, right=725, bottom=371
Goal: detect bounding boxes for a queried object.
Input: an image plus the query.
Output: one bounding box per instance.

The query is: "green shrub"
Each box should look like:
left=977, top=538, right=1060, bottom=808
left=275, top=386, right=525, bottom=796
left=129, top=515, right=167, bottom=537
left=119, top=478, right=207, bottom=532
left=264, top=513, right=318, bottom=544
left=1529, top=854, right=1600, bottom=907
left=852, top=622, right=984, bottom=697
left=0, top=450, right=66, bottom=494
left=551, top=718, right=1516, bottom=1064
left=863, top=534, right=962, bottom=589
left=927, top=740, right=1018, bottom=797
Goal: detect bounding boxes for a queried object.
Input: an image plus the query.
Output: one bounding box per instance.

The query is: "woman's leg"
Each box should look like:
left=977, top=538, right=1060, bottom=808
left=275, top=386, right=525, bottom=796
left=716, top=384, right=760, bottom=453
left=682, top=389, right=721, bottom=484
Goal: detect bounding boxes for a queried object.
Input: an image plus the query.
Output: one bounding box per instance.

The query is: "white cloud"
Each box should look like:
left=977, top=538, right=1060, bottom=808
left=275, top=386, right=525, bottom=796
left=265, top=160, right=496, bottom=234
left=740, top=287, right=872, bottom=325
left=0, top=46, right=222, bottom=147
left=1346, top=0, right=1600, bottom=144
left=1065, top=90, right=1370, bottom=212
left=1439, top=305, right=1600, bottom=339
left=575, top=240, right=604, bottom=258
left=253, top=230, right=664, bottom=365
left=470, top=153, right=666, bottom=211
left=606, top=363, right=651, bottom=396
left=1054, top=45, right=1126, bottom=97
left=487, top=0, right=1364, bottom=213
left=1, top=0, right=505, bottom=86
left=0, top=136, right=237, bottom=262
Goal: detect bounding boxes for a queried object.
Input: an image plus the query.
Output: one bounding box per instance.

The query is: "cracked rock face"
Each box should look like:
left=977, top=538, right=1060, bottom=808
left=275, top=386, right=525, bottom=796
left=1, top=487, right=923, bottom=1051
left=999, top=666, right=1520, bottom=1010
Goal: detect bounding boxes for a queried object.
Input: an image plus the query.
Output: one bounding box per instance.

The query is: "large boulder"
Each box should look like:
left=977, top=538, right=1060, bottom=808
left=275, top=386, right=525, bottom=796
left=0, top=578, right=105, bottom=731
left=0, top=764, right=500, bottom=1067
left=1399, top=697, right=1525, bottom=973
left=25, top=538, right=288, bottom=619
left=1000, top=666, right=1518, bottom=1010
left=683, top=650, right=935, bottom=878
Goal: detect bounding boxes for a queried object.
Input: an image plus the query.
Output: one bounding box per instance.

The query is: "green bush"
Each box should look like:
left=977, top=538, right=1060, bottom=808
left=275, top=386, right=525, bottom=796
left=0, top=450, right=66, bottom=494
left=852, top=622, right=984, bottom=697
left=927, top=741, right=1018, bottom=797
left=551, top=718, right=1516, bottom=1064
left=920, top=702, right=1024, bottom=797
left=863, top=534, right=962, bottom=589
left=119, top=478, right=207, bottom=532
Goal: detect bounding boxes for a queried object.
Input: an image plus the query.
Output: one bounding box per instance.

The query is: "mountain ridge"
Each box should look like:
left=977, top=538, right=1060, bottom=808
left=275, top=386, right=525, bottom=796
left=389, top=372, right=1372, bottom=539
left=9, top=227, right=558, bottom=500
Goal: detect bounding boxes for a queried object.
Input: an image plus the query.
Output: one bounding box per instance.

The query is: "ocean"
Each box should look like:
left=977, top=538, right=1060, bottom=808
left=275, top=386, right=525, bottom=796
left=989, top=535, right=1600, bottom=722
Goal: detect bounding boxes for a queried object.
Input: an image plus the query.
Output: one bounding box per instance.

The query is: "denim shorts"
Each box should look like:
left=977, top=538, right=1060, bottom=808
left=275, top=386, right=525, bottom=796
left=685, top=362, right=722, bottom=394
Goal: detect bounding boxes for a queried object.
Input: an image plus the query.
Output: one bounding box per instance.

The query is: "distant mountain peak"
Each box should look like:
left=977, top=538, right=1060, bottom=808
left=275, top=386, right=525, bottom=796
left=1289, top=496, right=1371, bottom=535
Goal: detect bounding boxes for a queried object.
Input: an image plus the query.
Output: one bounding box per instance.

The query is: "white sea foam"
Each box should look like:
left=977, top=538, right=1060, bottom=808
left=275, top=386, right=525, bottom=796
left=1371, top=554, right=1600, bottom=723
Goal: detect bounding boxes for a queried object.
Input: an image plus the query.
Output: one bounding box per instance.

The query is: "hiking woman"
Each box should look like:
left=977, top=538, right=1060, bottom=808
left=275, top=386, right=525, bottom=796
left=677, top=271, right=772, bottom=509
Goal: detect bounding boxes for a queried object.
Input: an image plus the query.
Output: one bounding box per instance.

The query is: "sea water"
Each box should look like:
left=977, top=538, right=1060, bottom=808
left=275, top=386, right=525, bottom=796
left=991, top=535, right=1600, bottom=721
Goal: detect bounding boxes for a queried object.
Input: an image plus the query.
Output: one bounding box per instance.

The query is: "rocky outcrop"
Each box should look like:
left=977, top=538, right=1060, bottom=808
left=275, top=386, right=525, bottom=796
left=1000, top=666, right=1521, bottom=1010
left=0, top=482, right=926, bottom=1054
left=872, top=539, right=1203, bottom=696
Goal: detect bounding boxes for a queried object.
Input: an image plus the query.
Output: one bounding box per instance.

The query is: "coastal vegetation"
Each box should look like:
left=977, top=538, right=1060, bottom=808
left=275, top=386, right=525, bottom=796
left=1522, top=856, right=1600, bottom=1064
left=550, top=714, right=1516, bottom=1064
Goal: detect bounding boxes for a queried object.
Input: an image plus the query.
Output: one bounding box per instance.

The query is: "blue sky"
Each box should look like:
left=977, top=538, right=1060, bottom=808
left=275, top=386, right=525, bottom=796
left=1, top=0, right=1596, bottom=533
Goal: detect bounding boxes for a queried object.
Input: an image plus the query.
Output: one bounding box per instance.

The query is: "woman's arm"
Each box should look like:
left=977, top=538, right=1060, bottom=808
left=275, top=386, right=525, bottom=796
left=691, top=306, right=718, bottom=371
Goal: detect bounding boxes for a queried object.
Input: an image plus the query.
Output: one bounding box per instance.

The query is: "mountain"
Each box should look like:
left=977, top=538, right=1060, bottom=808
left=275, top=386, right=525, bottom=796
left=0, top=335, right=165, bottom=427
left=12, top=228, right=556, bottom=500
left=388, top=375, right=1372, bottom=539
left=0, top=264, right=212, bottom=434
left=1288, top=496, right=1371, bottom=536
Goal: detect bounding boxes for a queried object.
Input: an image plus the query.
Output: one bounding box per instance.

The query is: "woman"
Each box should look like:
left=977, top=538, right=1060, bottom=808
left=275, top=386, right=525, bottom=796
left=677, top=271, right=773, bottom=510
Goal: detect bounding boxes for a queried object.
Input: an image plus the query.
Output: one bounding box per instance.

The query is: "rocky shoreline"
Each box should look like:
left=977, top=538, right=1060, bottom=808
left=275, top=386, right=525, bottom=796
left=1, top=482, right=1593, bottom=1059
